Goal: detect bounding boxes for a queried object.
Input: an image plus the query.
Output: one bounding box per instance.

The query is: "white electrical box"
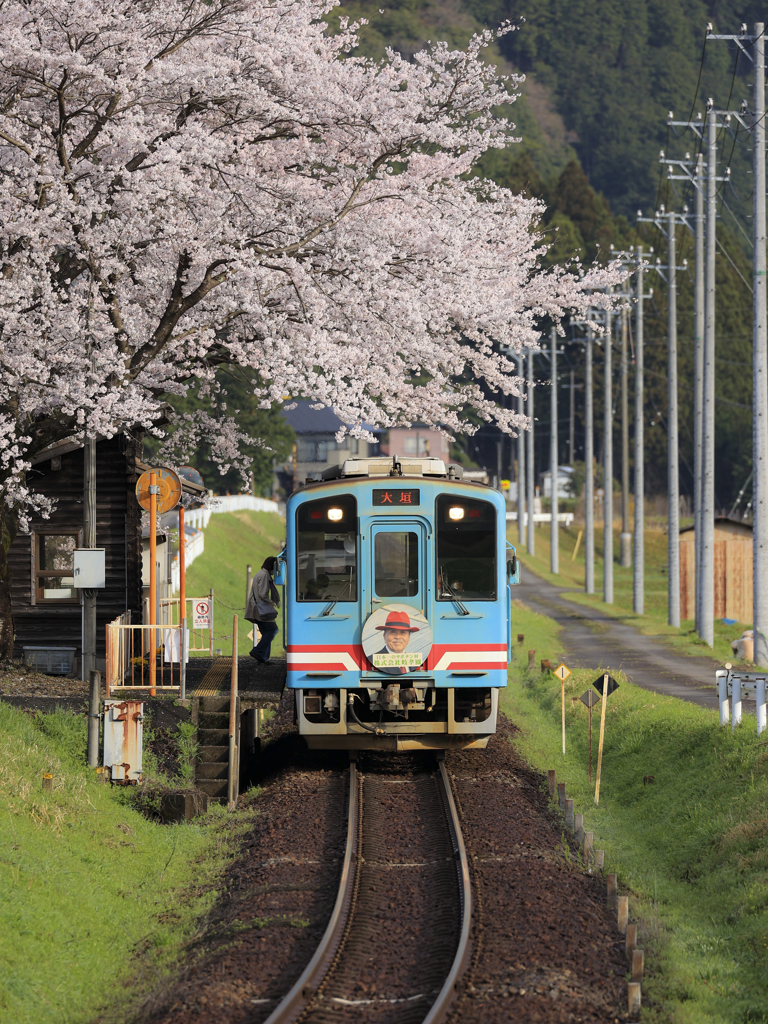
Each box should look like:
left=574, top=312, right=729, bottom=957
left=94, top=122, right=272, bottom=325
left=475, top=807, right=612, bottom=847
left=73, top=549, right=106, bottom=588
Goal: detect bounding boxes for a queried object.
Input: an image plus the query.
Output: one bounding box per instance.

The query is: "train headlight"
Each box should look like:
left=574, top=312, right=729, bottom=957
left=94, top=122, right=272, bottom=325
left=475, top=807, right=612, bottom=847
left=448, top=506, right=465, bottom=521
left=327, top=507, right=344, bottom=522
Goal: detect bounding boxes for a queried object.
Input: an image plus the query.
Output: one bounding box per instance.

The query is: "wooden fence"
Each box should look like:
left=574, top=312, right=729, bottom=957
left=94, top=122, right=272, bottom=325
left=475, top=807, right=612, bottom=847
left=680, top=539, right=753, bottom=623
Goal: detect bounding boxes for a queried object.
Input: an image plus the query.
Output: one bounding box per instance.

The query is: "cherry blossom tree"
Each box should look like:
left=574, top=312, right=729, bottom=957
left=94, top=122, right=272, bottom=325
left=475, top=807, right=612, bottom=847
left=0, top=0, right=621, bottom=657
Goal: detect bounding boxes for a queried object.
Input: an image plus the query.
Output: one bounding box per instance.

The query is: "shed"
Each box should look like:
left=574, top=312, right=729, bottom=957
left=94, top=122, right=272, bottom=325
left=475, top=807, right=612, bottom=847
left=9, top=434, right=143, bottom=675
left=679, top=517, right=753, bottom=623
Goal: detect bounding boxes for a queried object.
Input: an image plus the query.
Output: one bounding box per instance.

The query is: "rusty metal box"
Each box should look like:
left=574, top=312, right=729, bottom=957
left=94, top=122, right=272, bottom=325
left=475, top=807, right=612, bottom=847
left=103, top=700, right=144, bottom=783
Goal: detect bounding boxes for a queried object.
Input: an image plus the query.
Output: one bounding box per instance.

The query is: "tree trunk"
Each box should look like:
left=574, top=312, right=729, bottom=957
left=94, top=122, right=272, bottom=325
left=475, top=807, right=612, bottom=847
left=0, top=499, right=19, bottom=663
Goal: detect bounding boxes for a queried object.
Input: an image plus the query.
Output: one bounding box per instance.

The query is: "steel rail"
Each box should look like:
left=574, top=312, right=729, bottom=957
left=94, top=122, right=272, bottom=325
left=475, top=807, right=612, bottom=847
left=264, top=756, right=472, bottom=1024
left=422, top=760, right=473, bottom=1024
left=262, top=761, right=360, bottom=1024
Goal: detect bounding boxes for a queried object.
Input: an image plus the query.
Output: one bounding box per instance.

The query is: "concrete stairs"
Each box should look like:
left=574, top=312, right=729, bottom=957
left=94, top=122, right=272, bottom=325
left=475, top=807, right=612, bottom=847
left=194, top=696, right=238, bottom=802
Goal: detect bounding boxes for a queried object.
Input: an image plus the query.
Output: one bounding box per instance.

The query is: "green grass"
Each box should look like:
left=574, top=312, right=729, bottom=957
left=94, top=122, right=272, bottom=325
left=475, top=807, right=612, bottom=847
left=503, top=598, right=768, bottom=1023
left=186, top=509, right=286, bottom=656
left=509, top=521, right=747, bottom=666
left=0, top=703, right=246, bottom=1024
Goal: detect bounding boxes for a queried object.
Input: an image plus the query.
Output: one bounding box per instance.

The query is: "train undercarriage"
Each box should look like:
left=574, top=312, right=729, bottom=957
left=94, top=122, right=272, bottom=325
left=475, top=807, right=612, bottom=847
left=297, top=684, right=498, bottom=751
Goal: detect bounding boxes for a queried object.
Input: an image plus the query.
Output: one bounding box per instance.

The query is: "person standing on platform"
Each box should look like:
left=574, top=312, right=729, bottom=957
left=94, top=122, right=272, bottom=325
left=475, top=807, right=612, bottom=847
left=246, top=556, right=280, bottom=663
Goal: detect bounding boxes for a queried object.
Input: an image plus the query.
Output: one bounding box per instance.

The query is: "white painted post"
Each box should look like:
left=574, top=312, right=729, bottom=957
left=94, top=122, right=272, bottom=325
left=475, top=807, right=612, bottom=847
left=718, top=672, right=730, bottom=726
left=757, top=679, right=766, bottom=737
left=732, top=677, right=742, bottom=730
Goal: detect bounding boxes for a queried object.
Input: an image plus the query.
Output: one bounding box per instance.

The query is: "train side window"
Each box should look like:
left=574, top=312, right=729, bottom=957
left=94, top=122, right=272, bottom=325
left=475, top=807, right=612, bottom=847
left=436, top=495, right=496, bottom=601
left=296, top=495, right=357, bottom=602
left=374, top=532, right=419, bottom=597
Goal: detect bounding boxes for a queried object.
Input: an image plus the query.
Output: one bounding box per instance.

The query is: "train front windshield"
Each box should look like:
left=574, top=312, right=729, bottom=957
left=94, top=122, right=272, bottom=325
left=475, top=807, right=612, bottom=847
left=297, top=495, right=357, bottom=602
left=436, top=494, right=496, bottom=600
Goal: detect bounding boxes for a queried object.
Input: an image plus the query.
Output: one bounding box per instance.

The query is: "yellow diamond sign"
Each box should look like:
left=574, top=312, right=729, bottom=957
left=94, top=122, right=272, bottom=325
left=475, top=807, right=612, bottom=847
left=554, top=663, right=572, bottom=682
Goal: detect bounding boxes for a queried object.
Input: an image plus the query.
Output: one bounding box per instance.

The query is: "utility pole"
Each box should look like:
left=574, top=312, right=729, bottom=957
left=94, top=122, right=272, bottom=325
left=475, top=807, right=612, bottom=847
left=638, top=208, right=688, bottom=627
left=585, top=327, right=595, bottom=594
left=527, top=349, right=535, bottom=556
left=700, top=104, right=717, bottom=646
left=620, top=285, right=631, bottom=566
left=569, top=369, right=575, bottom=466
left=694, top=155, right=705, bottom=631
left=753, top=24, right=768, bottom=666
left=667, top=210, right=680, bottom=627
left=82, top=437, right=96, bottom=679
left=603, top=308, right=614, bottom=604
left=634, top=247, right=645, bottom=615
left=517, top=352, right=525, bottom=548
left=550, top=326, right=559, bottom=574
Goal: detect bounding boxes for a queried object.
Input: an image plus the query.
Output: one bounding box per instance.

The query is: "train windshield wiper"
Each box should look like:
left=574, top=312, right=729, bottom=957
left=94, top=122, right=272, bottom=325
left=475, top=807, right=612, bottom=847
left=322, top=566, right=354, bottom=616
left=439, top=565, right=469, bottom=615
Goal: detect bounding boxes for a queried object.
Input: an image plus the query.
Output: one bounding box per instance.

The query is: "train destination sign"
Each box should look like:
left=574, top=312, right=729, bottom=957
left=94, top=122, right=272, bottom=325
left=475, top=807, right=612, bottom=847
left=372, top=489, right=420, bottom=507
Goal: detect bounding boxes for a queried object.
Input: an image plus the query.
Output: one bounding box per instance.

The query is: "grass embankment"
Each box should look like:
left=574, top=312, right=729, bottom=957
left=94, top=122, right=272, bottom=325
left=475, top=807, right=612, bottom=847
left=503, top=598, right=768, bottom=1024
left=509, top=521, right=744, bottom=666
left=0, top=702, right=248, bottom=1024
left=186, top=509, right=286, bottom=657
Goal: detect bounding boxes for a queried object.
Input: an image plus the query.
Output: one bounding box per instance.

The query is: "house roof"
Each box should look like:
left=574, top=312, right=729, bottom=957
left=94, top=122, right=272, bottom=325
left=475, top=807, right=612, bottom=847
left=680, top=516, right=753, bottom=535
left=281, top=399, right=379, bottom=435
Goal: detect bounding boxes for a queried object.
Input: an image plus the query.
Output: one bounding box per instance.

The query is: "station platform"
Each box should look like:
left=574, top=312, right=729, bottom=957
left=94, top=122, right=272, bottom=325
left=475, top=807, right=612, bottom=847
left=185, top=655, right=286, bottom=709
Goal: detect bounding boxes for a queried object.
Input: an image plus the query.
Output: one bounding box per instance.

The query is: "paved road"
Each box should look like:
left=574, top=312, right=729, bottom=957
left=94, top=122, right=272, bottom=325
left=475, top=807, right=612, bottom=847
left=517, top=569, right=722, bottom=710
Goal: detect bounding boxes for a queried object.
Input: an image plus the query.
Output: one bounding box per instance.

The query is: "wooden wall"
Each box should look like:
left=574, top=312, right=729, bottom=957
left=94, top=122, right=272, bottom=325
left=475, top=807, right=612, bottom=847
left=680, top=538, right=753, bottom=624
left=9, top=435, right=143, bottom=667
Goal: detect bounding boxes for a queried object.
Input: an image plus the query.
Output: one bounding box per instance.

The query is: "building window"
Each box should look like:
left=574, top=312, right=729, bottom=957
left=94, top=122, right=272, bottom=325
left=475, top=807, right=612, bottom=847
left=297, top=438, right=336, bottom=463
left=35, top=532, right=79, bottom=603
left=403, top=436, right=429, bottom=456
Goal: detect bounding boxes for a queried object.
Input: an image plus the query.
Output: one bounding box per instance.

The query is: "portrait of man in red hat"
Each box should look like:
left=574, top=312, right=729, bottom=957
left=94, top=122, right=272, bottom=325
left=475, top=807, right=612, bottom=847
left=372, top=610, right=421, bottom=675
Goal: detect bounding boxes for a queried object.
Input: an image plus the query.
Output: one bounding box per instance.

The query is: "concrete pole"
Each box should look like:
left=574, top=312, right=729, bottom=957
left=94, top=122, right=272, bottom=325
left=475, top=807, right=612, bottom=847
left=634, top=248, right=645, bottom=615
left=82, top=437, right=97, bottom=680
left=603, top=311, right=614, bottom=604
left=569, top=369, right=575, bottom=465
left=753, top=24, right=768, bottom=666
left=694, top=153, right=705, bottom=632
left=527, top=349, right=535, bottom=555
left=700, top=108, right=717, bottom=646
left=87, top=669, right=100, bottom=767
left=585, top=329, right=595, bottom=594
left=606, top=311, right=618, bottom=598
left=517, top=353, right=526, bottom=547
left=667, top=211, right=680, bottom=628
left=550, top=326, right=559, bottom=574
left=620, top=283, right=632, bottom=566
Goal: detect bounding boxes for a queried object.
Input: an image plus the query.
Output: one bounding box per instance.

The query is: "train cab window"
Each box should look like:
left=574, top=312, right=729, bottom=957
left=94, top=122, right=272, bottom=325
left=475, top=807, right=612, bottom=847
left=436, top=495, right=496, bottom=601
left=297, top=496, right=357, bottom=602
left=374, top=532, right=419, bottom=597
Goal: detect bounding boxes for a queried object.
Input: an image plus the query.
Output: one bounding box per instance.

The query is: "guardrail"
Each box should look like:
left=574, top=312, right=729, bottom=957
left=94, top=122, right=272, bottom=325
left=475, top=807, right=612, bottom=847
left=506, top=511, right=575, bottom=526
left=105, top=619, right=186, bottom=696
left=716, top=666, right=767, bottom=735
left=184, top=494, right=279, bottom=530
left=159, top=593, right=214, bottom=655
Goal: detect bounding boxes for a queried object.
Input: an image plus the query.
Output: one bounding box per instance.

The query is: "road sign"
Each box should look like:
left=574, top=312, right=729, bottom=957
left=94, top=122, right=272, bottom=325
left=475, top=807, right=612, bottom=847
left=580, top=689, right=601, bottom=708
left=193, top=599, right=212, bottom=629
left=592, top=674, right=619, bottom=697
left=554, top=663, right=572, bottom=682
left=135, top=467, right=182, bottom=514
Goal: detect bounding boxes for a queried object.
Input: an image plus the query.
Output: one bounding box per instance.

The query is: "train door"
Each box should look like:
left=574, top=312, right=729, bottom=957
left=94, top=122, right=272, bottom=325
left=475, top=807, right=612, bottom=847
left=365, top=520, right=429, bottom=674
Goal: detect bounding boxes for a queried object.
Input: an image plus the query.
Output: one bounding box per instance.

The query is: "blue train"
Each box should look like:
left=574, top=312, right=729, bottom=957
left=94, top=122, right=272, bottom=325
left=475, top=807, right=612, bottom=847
left=275, top=455, right=520, bottom=751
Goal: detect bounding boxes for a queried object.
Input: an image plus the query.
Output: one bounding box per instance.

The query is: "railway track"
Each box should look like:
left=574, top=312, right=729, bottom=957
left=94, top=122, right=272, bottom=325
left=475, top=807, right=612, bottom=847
left=264, top=752, right=472, bottom=1024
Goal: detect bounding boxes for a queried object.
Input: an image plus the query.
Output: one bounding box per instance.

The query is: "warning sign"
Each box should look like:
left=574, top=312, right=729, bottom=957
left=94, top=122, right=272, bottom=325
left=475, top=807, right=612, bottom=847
left=553, top=663, right=571, bottom=682
left=193, top=599, right=212, bottom=629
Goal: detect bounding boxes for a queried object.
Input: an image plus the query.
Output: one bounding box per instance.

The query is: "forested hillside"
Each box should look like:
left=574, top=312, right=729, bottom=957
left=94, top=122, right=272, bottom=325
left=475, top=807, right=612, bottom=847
left=335, top=0, right=759, bottom=507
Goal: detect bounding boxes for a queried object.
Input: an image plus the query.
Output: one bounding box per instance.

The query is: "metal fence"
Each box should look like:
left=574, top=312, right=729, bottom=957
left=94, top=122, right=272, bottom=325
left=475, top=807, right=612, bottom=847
left=105, top=618, right=188, bottom=695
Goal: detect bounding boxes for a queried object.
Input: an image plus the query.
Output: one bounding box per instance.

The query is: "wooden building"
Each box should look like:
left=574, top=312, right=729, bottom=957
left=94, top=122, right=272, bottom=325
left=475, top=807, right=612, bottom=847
left=9, top=434, right=144, bottom=674
left=679, top=518, right=753, bottom=624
